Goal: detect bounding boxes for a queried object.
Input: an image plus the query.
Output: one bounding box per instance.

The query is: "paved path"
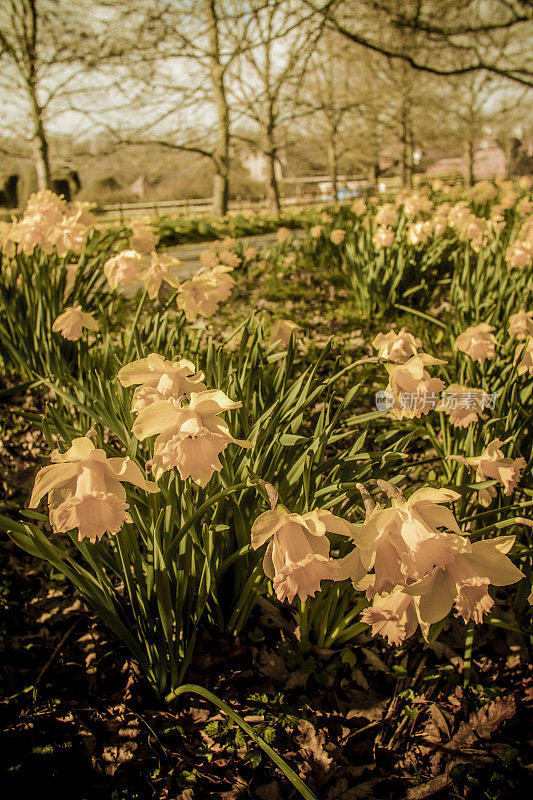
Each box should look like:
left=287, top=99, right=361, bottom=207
left=165, top=229, right=305, bottom=280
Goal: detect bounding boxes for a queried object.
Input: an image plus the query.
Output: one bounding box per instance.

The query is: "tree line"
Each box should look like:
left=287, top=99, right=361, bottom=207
left=1, top=0, right=531, bottom=214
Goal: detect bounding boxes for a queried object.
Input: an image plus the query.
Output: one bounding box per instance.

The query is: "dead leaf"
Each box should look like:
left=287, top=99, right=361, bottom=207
left=406, top=772, right=452, bottom=800
left=296, top=719, right=332, bottom=776
left=256, top=781, right=282, bottom=800
left=258, top=480, right=279, bottom=510
left=101, top=740, right=138, bottom=775
left=452, top=695, right=516, bottom=747
left=420, top=704, right=451, bottom=743
left=188, top=706, right=210, bottom=724
left=351, top=668, right=369, bottom=690
left=345, top=690, right=387, bottom=722
left=361, top=648, right=390, bottom=674
left=220, top=776, right=248, bottom=799
left=257, top=649, right=288, bottom=681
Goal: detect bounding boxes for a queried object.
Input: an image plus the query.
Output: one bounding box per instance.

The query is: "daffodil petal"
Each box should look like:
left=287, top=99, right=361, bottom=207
left=29, top=462, right=79, bottom=507
left=107, top=457, right=160, bottom=493
left=133, top=400, right=182, bottom=440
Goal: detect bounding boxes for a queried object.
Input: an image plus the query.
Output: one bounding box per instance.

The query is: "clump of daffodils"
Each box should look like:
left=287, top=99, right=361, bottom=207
left=252, top=481, right=525, bottom=646
left=118, top=353, right=206, bottom=411
left=132, top=390, right=251, bottom=485
left=30, top=437, right=159, bottom=542
left=176, top=265, right=234, bottom=321
left=1, top=190, right=93, bottom=257
left=337, top=483, right=524, bottom=644
left=120, top=353, right=250, bottom=486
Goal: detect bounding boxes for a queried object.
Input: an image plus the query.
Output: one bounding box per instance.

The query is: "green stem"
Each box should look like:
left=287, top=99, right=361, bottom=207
left=463, top=621, right=475, bottom=688
left=165, top=482, right=248, bottom=560
left=166, top=684, right=318, bottom=800
left=298, top=599, right=310, bottom=651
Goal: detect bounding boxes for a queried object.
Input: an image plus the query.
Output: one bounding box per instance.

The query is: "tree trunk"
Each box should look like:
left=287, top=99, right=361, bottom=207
left=328, top=140, right=338, bottom=201
left=400, top=93, right=413, bottom=189
left=32, top=119, right=51, bottom=191
left=368, top=162, right=379, bottom=189
left=265, top=149, right=280, bottom=215
left=23, top=2, right=52, bottom=191
left=464, top=140, right=474, bottom=187
left=400, top=138, right=413, bottom=189
left=205, top=0, right=229, bottom=216
left=29, top=89, right=51, bottom=190
left=212, top=169, right=228, bottom=217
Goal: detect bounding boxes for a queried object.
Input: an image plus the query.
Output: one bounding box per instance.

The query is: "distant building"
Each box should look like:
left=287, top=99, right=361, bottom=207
left=426, top=136, right=506, bottom=181
left=130, top=175, right=148, bottom=197
left=242, top=150, right=284, bottom=183
left=425, top=156, right=464, bottom=176
left=473, top=136, right=507, bottom=179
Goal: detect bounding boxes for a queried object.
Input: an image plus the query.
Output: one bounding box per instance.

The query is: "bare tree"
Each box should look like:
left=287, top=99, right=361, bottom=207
left=303, top=0, right=533, bottom=87
left=229, top=0, right=324, bottom=213
left=98, top=0, right=253, bottom=216
left=434, top=73, right=529, bottom=186
left=0, top=0, right=134, bottom=190
left=299, top=34, right=445, bottom=190
left=297, top=29, right=363, bottom=197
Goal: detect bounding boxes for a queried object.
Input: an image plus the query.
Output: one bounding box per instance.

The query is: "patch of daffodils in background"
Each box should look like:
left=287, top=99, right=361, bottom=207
left=0, top=190, right=94, bottom=257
